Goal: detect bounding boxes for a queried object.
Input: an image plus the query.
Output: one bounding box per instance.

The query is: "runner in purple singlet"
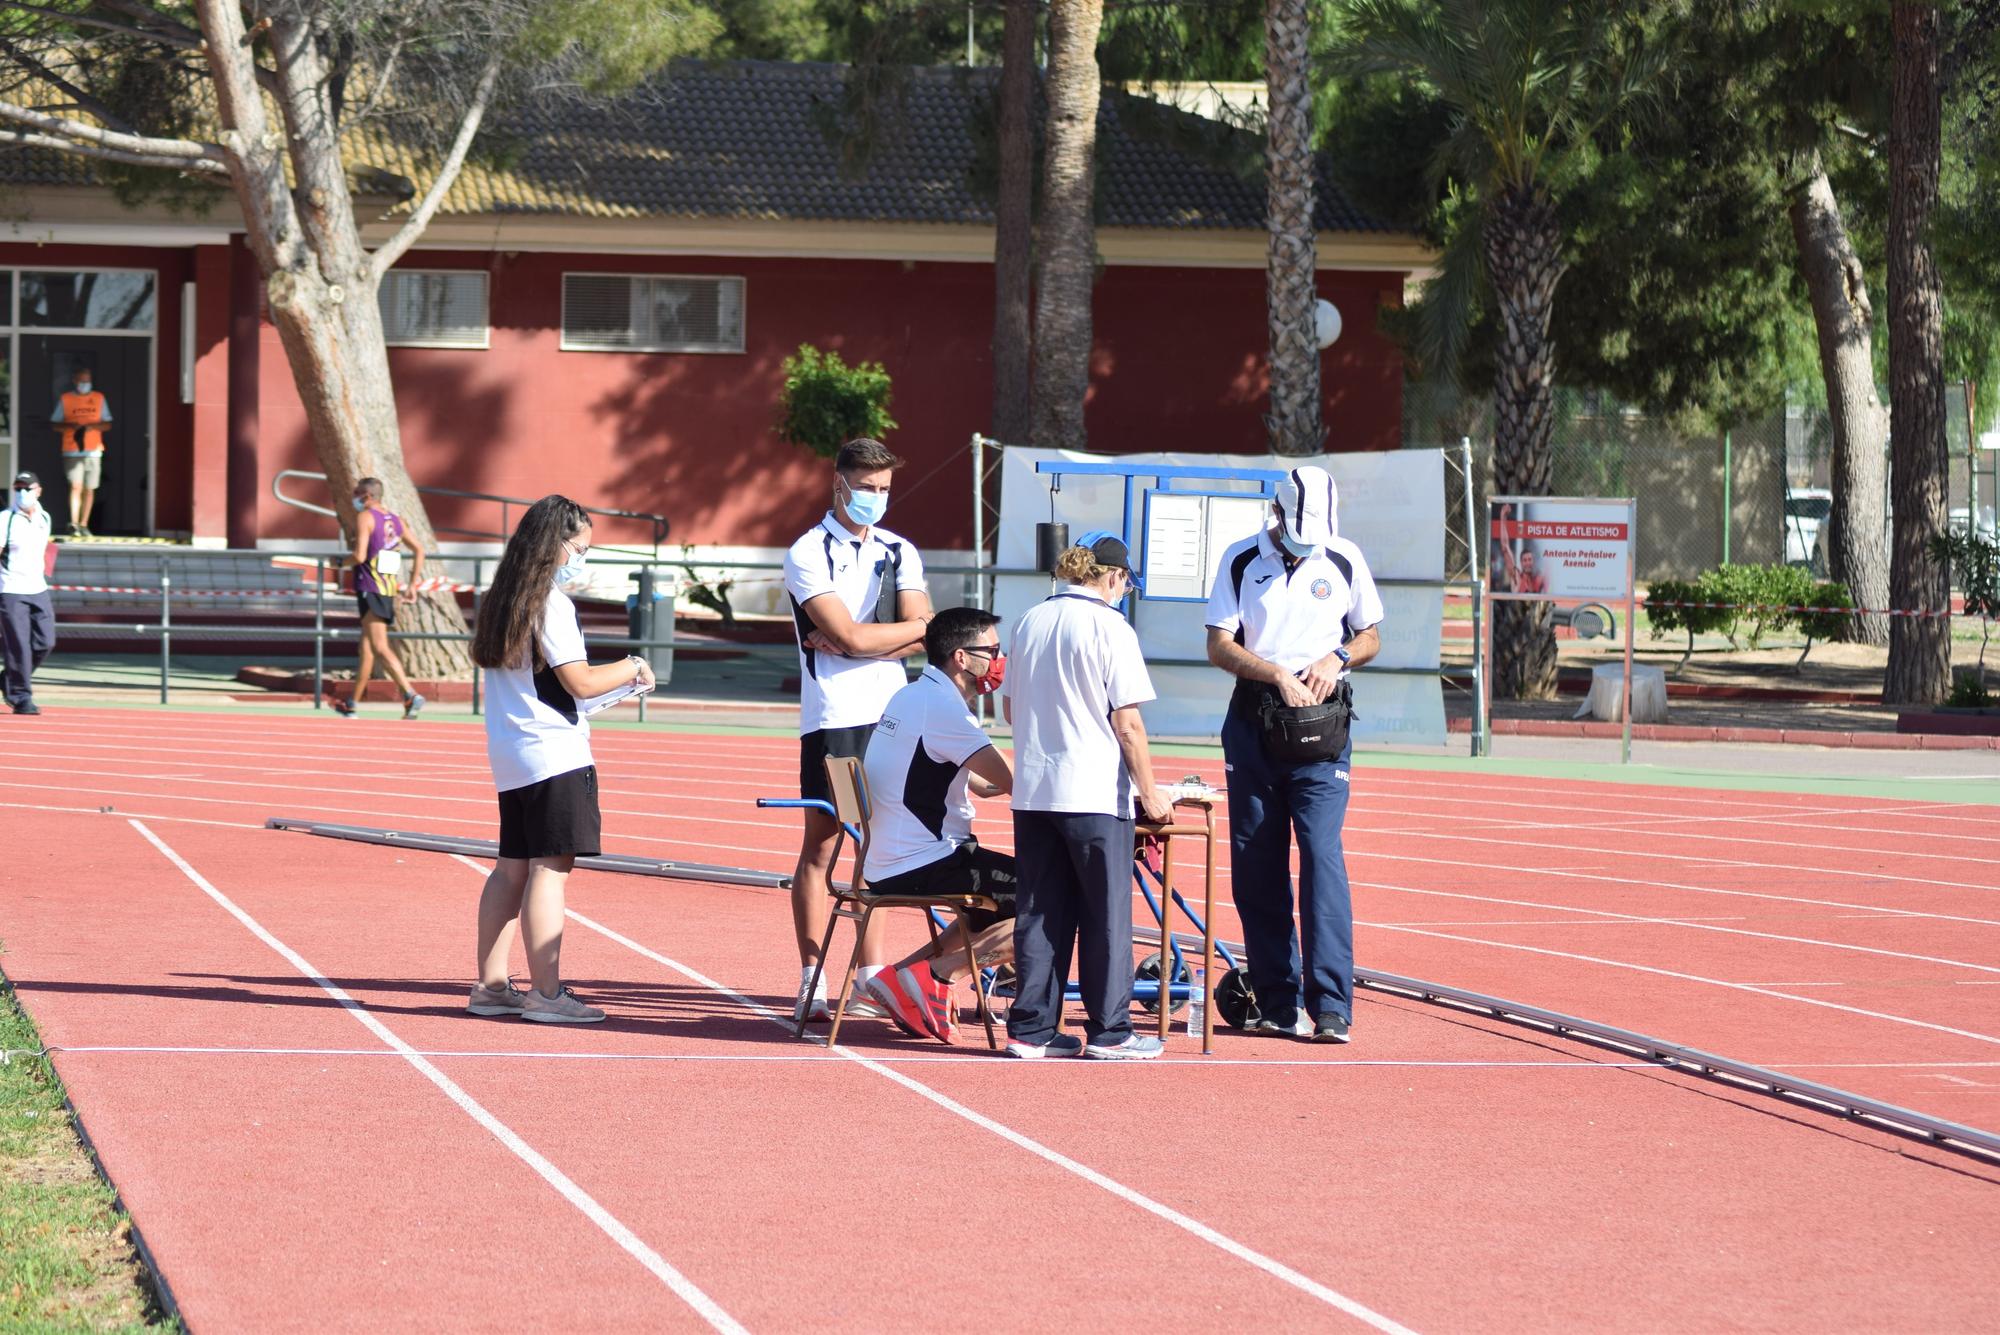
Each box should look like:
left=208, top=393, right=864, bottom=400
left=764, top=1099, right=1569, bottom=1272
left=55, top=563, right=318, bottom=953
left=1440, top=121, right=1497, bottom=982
left=337, top=476, right=427, bottom=719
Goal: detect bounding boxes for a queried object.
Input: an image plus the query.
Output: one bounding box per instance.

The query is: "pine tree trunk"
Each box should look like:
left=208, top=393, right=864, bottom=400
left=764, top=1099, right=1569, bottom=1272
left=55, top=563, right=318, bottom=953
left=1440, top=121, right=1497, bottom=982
left=1789, top=163, right=1890, bottom=645
left=1263, top=0, right=1322, bottom=457
left=989, top=0, right=1035, bottom=446
left=1030, top=0, right=1102, bottom=452
left=1485, top=188, right=1565, bottom=700
left=199, top=0, right=471, bottom=680
left=1885, top=1, right=1952, bottom=704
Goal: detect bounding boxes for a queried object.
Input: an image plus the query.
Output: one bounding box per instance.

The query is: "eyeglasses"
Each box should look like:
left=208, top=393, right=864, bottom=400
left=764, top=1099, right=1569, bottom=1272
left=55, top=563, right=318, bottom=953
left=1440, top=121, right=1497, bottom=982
left=960, top=644, right=1001, bottom=660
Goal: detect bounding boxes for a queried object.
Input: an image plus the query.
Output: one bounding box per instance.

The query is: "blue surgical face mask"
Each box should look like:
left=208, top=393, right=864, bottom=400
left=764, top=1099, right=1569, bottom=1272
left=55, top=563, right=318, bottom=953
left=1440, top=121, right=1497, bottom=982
left=842, top=483, right=888, bottom=527
left=1279, top=530, right=1317, bottom=560
left=12, top=489, right=37, bottom=512
left=76, top=382, right=92, bottom=394
left=352, top=496, right=367, bottom=512
left=556, top=542, right=588, bottom=588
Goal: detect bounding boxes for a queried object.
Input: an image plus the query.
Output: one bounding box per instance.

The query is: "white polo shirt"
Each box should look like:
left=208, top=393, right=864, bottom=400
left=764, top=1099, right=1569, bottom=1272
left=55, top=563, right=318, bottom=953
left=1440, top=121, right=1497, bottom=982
left=1, top=504, right=52, bottom=597
left=1204, top=529, right=1383, bottom=671
left=861, top=666, right=998, bottom=882
left=1005, top=587, right=1156, bottom=819
left=783, top=513, right=928, bottom=734
left=482, top=587, right=594, bottom=792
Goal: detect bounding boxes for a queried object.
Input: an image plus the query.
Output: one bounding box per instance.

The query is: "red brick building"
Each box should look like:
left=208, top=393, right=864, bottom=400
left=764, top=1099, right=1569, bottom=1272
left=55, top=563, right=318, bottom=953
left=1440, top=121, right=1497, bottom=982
left=0, top=61, right=1423, bottom=553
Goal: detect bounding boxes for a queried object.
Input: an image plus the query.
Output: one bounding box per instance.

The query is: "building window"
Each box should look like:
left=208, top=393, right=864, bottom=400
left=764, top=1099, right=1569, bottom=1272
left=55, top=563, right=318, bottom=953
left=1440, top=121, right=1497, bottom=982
left=379, top=270, right=489, bottom=348
left=561, top=274, right=745, bottom=354
left=19, top=271, right=156, bottom=330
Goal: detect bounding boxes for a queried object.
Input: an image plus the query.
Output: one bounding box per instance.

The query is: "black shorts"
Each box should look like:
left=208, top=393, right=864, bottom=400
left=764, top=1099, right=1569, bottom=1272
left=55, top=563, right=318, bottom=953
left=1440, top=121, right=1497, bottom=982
left=867, top=844, right=1017, bottom=932
left=497, top=765, right=602, bottom=860
left=355, top=590, right=396, bottom=624
left=800, top=724, right=875, bottom=802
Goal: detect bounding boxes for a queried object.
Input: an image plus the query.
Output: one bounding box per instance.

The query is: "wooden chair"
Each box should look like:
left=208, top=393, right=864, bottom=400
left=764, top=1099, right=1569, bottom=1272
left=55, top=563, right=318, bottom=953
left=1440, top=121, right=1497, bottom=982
left=803, top=755, right=1002, bottom=1051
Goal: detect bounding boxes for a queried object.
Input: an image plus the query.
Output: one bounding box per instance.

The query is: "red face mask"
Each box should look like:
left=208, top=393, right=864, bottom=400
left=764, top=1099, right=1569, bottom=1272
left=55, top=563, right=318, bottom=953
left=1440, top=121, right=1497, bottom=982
left=969, top=649, right=1007, bottom=696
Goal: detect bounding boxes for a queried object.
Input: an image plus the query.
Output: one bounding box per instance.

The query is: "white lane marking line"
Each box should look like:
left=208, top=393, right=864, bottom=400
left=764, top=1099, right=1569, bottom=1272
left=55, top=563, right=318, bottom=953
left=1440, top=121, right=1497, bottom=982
left=438, top=860, right=1411, bottom=1334
left=1356, top=881, right=2000, bottom=976
left=38, top=1045, right=1660, bottom=1069
left=573, top=908, right=1419, bottom=1335
left=0, top=799, right=259, bottom=830
left=133, top=822, right=747, bottom=1335
left=1355, top=847, right=2000, bottom=928
left=1365, top=922, right=2000, bottom=1049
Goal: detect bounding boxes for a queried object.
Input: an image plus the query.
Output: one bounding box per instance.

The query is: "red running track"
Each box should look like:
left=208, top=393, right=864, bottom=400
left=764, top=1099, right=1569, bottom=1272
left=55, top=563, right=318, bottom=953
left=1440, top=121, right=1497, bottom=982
left=1, top=708, right=1997, bottom=1330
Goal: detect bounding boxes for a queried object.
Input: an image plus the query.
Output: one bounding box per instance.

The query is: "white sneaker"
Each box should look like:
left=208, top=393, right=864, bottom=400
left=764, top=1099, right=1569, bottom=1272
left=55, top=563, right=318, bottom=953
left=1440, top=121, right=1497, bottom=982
left=1005, top=1033, right=1084, bottom=1059
left=520, top=986, right=606, bottom=1025
left=794, top=977, right=832, bottom=1023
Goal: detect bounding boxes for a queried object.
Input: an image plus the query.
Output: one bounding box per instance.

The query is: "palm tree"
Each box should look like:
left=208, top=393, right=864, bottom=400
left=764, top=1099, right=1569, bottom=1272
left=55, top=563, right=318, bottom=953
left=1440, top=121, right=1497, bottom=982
left=1266, top=0, right=1324, bottom=456
left=1032, top=0, right=1105, bottom=451
left=1334, top=0, right=1657, bottom=698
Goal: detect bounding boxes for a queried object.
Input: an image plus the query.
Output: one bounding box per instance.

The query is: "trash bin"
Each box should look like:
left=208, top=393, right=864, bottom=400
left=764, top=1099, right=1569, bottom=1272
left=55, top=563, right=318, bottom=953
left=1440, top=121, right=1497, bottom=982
left=626, top=568, right=676, bottom=688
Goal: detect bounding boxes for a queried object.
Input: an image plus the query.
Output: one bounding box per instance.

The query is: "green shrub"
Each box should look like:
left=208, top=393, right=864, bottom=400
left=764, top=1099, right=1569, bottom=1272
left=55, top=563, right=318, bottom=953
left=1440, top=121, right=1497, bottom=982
left=1796, top=581, right=1855, bottom=645
left=1648, top=565, right=1852, bottom=666
left=775, top=344, right=898, bottom=458
left=1933, top=528, right=2000, bottom=694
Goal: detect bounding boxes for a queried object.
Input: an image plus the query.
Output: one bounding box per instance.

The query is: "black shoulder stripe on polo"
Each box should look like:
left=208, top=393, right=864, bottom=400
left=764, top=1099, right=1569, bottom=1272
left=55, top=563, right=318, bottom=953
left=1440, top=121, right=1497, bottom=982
left=1228, top=543, right=1260, bottom=646
left=790, top=595, right=820, bottom=678
left=822, top=529, right=838, bottom=581
left=1323, top=547, right=1356, bottom=643
left=902, top=741, right=959, bottom=841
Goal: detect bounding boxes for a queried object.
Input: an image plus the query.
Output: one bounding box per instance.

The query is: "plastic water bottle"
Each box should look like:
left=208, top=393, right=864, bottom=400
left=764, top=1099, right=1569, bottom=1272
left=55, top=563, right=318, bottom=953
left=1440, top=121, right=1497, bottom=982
left=1186, top=969, right=1207, bottom=1036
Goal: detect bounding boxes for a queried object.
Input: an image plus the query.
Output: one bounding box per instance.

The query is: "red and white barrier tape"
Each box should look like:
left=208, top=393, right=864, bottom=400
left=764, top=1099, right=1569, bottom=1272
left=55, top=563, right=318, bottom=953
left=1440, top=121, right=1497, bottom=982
left=1641, top=599, right=1957, bottom=619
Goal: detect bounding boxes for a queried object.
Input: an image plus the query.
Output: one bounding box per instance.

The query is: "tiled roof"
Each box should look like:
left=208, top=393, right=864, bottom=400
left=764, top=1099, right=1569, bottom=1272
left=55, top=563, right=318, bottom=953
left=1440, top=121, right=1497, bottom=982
left=2, top=59, right=1396, bottom=233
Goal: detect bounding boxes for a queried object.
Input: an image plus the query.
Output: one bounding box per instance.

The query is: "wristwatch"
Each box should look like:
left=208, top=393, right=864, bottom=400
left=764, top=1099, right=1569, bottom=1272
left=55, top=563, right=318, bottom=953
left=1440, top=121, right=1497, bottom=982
left=1334, top=647, right=1352, bottom=665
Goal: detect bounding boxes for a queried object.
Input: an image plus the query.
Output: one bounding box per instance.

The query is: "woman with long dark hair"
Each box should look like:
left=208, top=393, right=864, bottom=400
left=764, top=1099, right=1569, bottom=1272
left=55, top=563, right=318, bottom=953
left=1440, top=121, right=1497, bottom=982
left=467, top=495, right=653, bottom=1024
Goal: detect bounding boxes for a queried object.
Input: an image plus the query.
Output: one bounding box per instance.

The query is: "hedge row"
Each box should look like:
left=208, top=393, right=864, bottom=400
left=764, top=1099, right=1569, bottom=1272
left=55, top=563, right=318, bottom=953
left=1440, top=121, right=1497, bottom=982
left=1646, top=564, right=1856, bottom=657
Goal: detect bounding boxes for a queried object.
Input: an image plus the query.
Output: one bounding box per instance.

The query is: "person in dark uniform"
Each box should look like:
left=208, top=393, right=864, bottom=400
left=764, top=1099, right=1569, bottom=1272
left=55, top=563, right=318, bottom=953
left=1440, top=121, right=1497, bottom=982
left=1204, top=466, right=1383, bottom=1043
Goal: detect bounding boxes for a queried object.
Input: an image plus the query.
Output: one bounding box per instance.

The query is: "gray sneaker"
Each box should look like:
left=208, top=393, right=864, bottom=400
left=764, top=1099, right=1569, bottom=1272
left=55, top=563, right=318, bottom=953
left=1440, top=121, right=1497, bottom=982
left=1005, top=1032, right=1084, bottom=1059
left=521, top=986, right=606, bottom=1025
left=467, top=982, right=528, bottom=1016
left=1084, top=1033, right=1165, bottom=1061
left=403, top=692, right=427, bottom=719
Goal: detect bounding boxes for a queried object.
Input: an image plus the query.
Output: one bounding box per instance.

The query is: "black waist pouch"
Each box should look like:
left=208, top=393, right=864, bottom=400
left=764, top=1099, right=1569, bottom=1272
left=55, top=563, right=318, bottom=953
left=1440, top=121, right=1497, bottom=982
left=1250, top=679, right=1355, bottom=764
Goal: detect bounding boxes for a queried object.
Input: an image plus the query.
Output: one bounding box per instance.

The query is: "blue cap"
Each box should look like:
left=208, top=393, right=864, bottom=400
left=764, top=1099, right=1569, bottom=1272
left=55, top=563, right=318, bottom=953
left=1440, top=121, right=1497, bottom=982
left=1074, top=529, right=1143, bottom=591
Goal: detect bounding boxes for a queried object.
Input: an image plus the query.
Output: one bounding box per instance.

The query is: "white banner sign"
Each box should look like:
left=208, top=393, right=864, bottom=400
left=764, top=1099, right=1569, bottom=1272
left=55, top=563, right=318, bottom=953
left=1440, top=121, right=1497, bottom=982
left=994, top=447, right=1448, bottom=745
left=1487, top=496, right=1635, bottom=601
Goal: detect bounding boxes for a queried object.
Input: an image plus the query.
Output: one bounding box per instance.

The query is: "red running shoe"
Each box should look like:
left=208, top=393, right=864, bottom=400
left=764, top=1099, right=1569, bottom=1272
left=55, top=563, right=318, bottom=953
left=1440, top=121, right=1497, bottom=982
left=896, top=963, right=957, bottom=1045
left=863, top=969, right=934, bottom=1040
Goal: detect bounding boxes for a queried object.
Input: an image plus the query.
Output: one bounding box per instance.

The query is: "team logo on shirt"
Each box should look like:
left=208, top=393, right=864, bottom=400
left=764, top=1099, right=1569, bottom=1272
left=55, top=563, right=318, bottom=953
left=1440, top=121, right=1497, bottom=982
left=1310, top=578, right=1333, bottom=600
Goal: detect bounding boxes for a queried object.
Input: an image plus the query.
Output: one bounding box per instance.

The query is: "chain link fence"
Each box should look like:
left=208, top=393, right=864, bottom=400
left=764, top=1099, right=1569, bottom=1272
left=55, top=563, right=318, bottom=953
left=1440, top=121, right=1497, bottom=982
left=1409, top=379, right=1817, bottom=585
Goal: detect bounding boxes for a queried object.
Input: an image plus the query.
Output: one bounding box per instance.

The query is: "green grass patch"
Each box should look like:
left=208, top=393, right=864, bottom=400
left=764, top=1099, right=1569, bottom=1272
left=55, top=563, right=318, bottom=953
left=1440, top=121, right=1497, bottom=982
left=0, top=969, right=177, bottom=1332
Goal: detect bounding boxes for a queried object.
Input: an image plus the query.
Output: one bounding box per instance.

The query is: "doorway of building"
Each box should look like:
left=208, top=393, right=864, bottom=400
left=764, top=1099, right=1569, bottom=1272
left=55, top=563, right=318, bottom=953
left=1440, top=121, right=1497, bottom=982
left=18, top=335, right=151, bottom=536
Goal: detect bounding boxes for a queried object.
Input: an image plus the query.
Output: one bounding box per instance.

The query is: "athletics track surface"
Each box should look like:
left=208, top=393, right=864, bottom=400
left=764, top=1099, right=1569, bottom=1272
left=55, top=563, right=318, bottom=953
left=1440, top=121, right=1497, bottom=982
left=1, top=707, right=1997, bottom=1331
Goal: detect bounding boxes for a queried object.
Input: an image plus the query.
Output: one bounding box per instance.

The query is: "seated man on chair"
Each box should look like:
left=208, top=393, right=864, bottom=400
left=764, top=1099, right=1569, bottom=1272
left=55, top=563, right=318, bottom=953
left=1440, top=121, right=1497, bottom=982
left=857, top=606, right=1016, bottom=1043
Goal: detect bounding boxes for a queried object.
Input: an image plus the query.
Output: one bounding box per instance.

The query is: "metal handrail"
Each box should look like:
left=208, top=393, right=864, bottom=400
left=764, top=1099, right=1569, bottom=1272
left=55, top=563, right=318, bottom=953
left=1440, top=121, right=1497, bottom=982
left=271, top=469, right=670, bottom=552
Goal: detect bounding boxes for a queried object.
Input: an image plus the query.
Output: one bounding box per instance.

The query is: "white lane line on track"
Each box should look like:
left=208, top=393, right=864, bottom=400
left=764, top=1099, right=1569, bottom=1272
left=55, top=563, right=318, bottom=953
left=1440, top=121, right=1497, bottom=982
left=1363, top=922, right=2000, bottom=1049
left=36, top=1045, right=1657, bottom=1069
left=53, top=1046, right=2000, bottom=1075
left=1353, top=847, right=2000, bottom=928
left=0, top=799, right=259, bottom=829
left=1356, top=881, right=2000, bottom=976
left=131, top=821, right=748, bottom=1335
left=440, top=855, right=1414, bottom=1334
left=1359, top=826, right=2000, bottom=897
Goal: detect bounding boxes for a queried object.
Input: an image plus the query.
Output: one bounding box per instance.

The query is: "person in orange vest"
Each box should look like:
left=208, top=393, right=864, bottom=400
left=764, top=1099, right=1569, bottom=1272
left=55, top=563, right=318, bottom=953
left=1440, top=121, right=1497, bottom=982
left=51, top=366, right=111, bottom=537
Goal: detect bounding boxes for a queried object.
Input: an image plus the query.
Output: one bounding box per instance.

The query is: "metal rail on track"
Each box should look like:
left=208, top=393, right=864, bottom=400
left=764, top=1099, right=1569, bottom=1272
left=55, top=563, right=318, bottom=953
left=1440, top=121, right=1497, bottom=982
left=268, top=816, right=2000, bottom=1168
left=264, top=818, right=791, bottom=891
